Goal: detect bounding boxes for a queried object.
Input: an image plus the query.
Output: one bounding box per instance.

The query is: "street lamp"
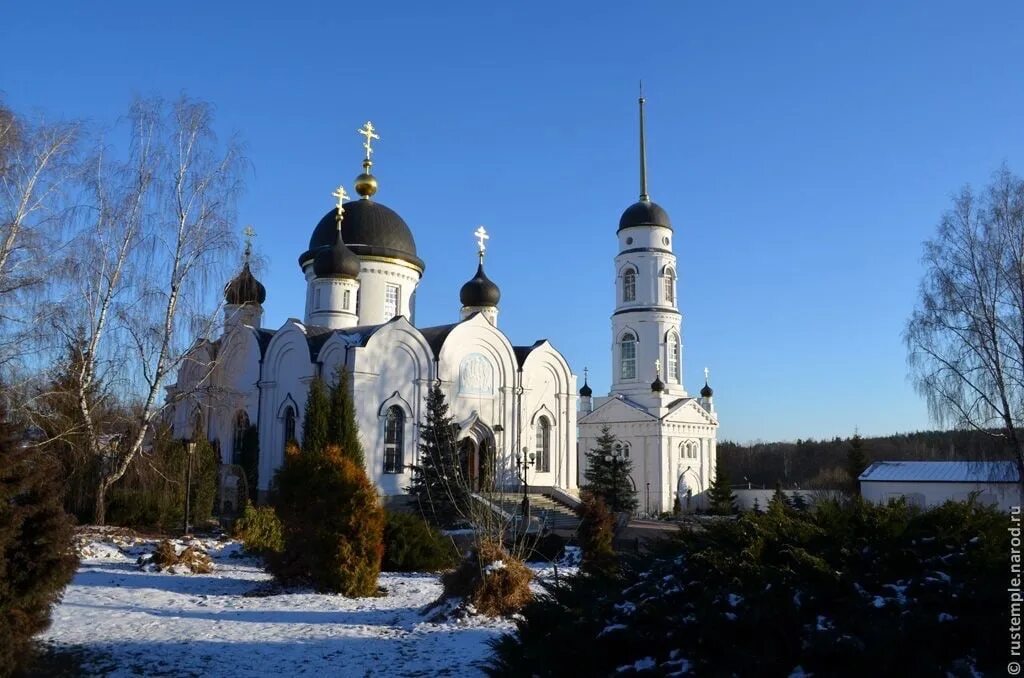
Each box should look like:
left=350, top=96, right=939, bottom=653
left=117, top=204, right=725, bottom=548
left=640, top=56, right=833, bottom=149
left=181, top=438, right=197, bottom=535
left=515, top=446, right=535, bottom=522
left=645, top=481, right=650, bottom=516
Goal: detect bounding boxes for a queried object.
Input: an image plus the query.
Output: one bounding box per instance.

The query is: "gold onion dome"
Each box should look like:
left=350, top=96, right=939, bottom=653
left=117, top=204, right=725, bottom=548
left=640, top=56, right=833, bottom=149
left=354, top=171, right=378, bottom=198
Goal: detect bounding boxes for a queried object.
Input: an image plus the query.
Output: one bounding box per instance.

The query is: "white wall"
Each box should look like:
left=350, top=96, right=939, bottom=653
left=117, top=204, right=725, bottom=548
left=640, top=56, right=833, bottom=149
left=861, top=480, right=1022, bottom=512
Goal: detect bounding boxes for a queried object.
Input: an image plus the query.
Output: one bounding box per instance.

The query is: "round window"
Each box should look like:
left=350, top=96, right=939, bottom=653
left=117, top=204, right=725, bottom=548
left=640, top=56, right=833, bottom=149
left=663, top=237, right=670, bottom=246
left=626, top=237, right=633, bottom=245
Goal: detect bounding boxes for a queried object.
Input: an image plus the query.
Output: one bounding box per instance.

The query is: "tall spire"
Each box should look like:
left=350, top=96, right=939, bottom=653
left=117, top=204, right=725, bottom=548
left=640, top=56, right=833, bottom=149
left=638, top=82, right=649, bottom=203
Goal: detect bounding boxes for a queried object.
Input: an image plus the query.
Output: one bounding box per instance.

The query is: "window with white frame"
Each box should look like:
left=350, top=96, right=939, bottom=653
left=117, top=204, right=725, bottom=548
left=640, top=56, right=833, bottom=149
left=620, top=332, right=637, bottom=380
left=343, top=289, right=351, bottom=310
left=615, top=442, right=631, bottom=459
left=385, top=284, right=400, bottom=319
left=383, top=406, right=404, bottom=474
left=667, top=332, right=680, bottom=382
left=535, top=416, right=551, bottom=473
left=664, top=267, right=676, bottom=304
left=623, top=268, right=637, bottom=302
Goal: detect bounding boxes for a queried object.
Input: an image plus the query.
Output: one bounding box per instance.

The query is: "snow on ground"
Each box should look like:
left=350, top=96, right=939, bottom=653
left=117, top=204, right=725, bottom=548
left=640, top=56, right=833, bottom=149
left=43, top=533, right=523, bottom=677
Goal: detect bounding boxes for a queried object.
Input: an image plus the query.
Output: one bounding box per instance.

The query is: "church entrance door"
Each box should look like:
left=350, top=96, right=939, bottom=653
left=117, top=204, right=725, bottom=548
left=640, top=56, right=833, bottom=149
left=458, top=425, right=496, bottom=493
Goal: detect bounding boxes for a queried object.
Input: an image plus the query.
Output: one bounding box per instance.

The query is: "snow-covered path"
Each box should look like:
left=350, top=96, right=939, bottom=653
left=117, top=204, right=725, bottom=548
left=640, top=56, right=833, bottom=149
left=43, top=538, right=513, bottom=676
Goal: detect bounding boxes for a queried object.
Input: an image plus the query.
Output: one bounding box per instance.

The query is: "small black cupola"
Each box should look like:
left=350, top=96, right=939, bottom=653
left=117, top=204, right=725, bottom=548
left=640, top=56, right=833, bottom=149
left=460, top=261, right=501, bottom=307
left=225, top=236, right=266, bottom=306
left=651, top=375, right=665, bottom=393
left=313, top=187, right=361, bottom=279
left=700, top=380, right=713, bottom=398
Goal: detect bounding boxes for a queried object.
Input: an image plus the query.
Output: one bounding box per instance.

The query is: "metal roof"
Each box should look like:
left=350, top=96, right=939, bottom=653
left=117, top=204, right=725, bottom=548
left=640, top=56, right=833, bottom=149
left=859, top=460, right=1019, bottom=483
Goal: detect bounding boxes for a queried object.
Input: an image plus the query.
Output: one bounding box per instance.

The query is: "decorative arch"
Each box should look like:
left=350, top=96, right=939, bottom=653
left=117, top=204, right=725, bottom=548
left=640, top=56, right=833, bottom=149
left=529, top=403, right=557, bottom=427
left=622, top=266, right=637, bottom=302
left=377, top=390, right=413, bottom=418
left=534, top=415, right=552, bottom=473
left=382, top=405, right=405, bottom=474
left=665, top=331, right=681, bottom=383
left=662, top=265, right=676, bottom=303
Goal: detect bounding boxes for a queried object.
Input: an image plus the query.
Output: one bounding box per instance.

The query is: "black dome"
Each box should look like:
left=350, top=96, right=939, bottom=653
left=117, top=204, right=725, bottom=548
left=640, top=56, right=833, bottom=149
left=224, top=262, right=266, bottom=305
left=313, top=231, right=361, bottom=279
left=651, top=375, right=665, bottom=392
left=700, top=381, right=713, bottom=398
left=301, top=200, right=423, bottom=271
left=579, top=380, right=592, bottom=397
left=618, top=199, right=672, bottom=232
left=460, top=262, right=501, bottom=307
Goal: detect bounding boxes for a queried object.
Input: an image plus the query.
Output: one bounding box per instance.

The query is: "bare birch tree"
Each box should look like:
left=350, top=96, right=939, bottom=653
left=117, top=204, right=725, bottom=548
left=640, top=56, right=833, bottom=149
left=47, top=96, right=243, bottom=523
left=0, top=100, right=80, bottom=371
left=906, top=166, right=1024, bottom=483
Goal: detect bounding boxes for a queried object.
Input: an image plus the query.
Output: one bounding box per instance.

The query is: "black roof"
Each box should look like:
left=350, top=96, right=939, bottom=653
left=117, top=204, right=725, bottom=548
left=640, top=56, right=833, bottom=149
left=300, top=200, right=424, bottom=271
left=419, top=322, right=460, bottom=359
left=460, top=262, right=501, bottom=307
left=618, top=199, right=672, bottom=232
left=224, top=262, right=266, bottom=305
left=513, top=341, right=545, bottom=368
left=700, top=381, right=713, bottom=398
left=579, top=379, right=592, bottom=397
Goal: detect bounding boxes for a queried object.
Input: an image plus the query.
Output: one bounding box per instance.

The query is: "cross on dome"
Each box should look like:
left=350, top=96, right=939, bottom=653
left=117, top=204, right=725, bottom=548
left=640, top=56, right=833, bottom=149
left=332, top=185, right=349, bottom=229
left=357, top=121, right=380, bottom=161
left=242, top=225, right=256, bottom=259
left=474, top=226, right=489, bottom=259
left=704, top=366, right=710, bottom=383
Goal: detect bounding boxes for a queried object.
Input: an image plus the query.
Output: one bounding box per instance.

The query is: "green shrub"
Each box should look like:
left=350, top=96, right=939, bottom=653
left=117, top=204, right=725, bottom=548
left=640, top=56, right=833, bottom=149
left=382, top=511, right=458, bottom=572
left=0, top=412, right=78, bottom=674
left=233, top=502, right=283, bottom=555
left=271, top=443, right=384, bottom=595
left=576, top=492, right=616, bottom=576
left=488, top=498, right=1009, bottom=677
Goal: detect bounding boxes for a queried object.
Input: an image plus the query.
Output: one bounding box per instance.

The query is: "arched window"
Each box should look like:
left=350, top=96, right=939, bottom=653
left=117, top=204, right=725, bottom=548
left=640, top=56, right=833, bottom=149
left=623, top=268, right=636, bottom=302
left=615, top=442, right=631, bottom=459
left=667, top=332, right=680, bottom=383
left=620, top=332, right=637, bottom=380
left=680, top=441, right=698, bottom=460
left=383, top=406, right=404, bottom=474
left=343, top=289, right=351, bottom=310
left=535, top=416, right=551, bottom=473
left=232, top=410, right=249, bottom=464
left=664, top=267, right=676, bottom=304
left=283, top=406, right=296, bottom=451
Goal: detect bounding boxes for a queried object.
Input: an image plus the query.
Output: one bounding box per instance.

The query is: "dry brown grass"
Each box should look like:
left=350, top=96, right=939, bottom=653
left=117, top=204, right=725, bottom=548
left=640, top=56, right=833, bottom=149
left=440, top=539, right=533, bottom=617
left=147, top=540, right=213, bottom=574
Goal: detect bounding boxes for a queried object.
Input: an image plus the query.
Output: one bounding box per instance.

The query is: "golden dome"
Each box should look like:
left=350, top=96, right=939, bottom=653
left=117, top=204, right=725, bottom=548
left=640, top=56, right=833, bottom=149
left=354, top=171, right=378, bottom=198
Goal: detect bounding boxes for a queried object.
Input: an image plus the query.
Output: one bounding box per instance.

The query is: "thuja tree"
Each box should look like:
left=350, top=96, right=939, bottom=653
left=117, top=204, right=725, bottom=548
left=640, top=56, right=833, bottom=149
left=0, top=396, right=78, bottom=673
left=583, top=425, right=637, bottom=514
left=408, top=383, right=469, bottom=528
left=707, top=460, right=738, bottom=515
left=846, top=434, right=869, bottom=491
left=328, top=366, right=364, bottom=466
left=302, top=377, right=330, bottom=455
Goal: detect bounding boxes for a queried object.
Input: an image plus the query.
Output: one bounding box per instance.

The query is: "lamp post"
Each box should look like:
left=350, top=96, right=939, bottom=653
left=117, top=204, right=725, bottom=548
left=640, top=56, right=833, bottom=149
left=603, top=447, right=624, bottom=513
left=645, top=481, right=650, bottom=516
left=182, top=438, right=197, bottom=535
left=515, top=446, right=535, bottom=523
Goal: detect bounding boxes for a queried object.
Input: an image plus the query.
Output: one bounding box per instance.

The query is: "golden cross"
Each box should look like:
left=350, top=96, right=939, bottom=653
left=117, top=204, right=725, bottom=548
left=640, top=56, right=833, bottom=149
left=655, top=359, right=662, bottom=376
left=357, top=121, right=380, bottom=161
left=242, top=225, right=256, bottom=259
left=704, top=366, right=710, bottom=383
left=332, top=185, right=349, bottom=210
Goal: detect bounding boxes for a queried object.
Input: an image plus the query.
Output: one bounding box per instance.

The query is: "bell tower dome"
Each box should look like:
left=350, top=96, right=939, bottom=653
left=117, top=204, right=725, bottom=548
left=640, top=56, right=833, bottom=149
left=610, top=91, right=685, bottom=398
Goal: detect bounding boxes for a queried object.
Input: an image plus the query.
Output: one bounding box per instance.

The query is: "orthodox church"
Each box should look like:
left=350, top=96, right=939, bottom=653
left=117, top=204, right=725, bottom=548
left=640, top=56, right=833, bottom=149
left=166, top=122, right=578, bottom=505
left=166, top=100, right=718, bottom=515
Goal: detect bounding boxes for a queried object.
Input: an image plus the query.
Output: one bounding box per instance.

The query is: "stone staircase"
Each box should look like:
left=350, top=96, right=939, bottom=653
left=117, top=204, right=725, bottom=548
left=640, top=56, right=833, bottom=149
left=483, top=491, right=580, bottom=533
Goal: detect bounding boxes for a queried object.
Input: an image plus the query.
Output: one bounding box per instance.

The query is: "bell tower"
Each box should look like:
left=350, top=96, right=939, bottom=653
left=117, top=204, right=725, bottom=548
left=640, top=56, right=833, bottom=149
left=609, top=92, right=686, bottom=399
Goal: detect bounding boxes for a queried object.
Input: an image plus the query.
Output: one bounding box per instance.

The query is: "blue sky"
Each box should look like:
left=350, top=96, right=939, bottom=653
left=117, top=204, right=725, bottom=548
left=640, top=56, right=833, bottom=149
left=5, top=2, right=1023, bottom=443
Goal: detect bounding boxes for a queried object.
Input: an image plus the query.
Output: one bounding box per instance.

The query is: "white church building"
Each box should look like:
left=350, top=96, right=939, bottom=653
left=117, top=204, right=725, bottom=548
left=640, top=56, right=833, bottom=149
left=166, top=104, right=718, bottom=515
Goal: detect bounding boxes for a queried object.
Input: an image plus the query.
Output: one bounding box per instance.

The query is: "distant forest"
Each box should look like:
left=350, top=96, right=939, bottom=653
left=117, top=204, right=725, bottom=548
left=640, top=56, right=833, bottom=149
left=719, top=429, right=1014, bottom=488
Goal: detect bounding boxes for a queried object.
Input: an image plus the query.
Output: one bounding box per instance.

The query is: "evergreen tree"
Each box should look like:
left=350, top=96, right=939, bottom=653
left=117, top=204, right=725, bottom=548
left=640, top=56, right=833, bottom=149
left=707, top=460, right=738, bottom=515
left=846, top=433, right=869, bottom=491
left=577, top=492, right=617, bottom=577
left=239, top=424, right=259, bottom=502
left=271, top=442, right=384, bottom=595
left=583, top=426, right=638, bottom=514
left=0, top=394, right=78, bottom=673
left=768, top=482, right=792, bottom=516
left=751, top=497, right=762, bottom=514
left=408, top=383, right=469, bottom=527
left=327, top=366, right=364, bottom=466
left=791, top=491, right=808, bottom=511
left=301, top=377, right=330, bottom=455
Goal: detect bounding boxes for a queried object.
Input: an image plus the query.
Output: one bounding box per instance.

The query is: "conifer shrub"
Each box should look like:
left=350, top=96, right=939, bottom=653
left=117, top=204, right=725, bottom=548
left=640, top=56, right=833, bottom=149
left=271, top=442, right=384, bottom=596
left=576, top=492, right=617, bottom=576
left=0, top=413, right=78, bottom=674
left=441, top=539, right=533, bottom=617
left=233, top=501, right=283, bottom=556
left=382, top=510, right=459, bottom=572
left=487, top=497, right=1008, bottom=677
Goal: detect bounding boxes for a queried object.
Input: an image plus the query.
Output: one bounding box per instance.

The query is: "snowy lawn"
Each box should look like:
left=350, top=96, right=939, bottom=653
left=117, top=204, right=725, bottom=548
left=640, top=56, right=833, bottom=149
left=42, top=532, right=526, bottom=677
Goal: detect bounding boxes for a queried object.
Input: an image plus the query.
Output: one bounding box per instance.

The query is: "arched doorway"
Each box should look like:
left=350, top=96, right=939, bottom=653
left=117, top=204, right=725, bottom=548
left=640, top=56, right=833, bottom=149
left=458, top=419, right=496, bottom=493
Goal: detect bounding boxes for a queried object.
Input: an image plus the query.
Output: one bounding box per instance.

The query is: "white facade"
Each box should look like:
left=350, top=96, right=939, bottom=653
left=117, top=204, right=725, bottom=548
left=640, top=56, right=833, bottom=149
left=166, top=168, right=576, bottom=503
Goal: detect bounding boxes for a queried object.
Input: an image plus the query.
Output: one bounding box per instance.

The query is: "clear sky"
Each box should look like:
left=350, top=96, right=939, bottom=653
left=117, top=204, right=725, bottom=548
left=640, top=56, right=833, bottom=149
left=5, top=2, right=1023, bottom=443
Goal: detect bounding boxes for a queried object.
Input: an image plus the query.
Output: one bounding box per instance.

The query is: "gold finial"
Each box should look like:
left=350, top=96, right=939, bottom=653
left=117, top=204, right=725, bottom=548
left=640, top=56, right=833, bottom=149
left=242, top=225, right=256, bottom=260
left=474, top=225, right=489, bottom=262
left=655, top=358, right=661, bottom=377
left=638, top=83, right=649, bottom=202
left=354, top=121, right=380, bottom=199
left=332, top=185, right=349, bottom=230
